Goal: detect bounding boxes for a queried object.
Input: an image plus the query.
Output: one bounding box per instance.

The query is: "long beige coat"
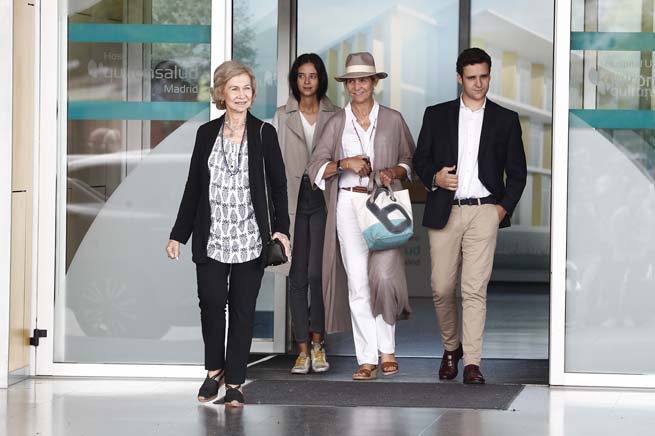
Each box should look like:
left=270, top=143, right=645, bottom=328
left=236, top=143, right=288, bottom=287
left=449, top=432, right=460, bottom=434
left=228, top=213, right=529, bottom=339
left=269, top=96, right=339, bottom=276
left=307, top=105, right=416, bottom=333
left=272, top=95, right=339, bottom=241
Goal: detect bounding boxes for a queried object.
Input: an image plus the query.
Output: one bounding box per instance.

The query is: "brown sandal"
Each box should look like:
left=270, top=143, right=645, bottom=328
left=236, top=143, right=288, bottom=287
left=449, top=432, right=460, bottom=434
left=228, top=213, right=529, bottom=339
left=381, top=361, right=399, bottom=376
left=352, top=365, right=378, bottom=380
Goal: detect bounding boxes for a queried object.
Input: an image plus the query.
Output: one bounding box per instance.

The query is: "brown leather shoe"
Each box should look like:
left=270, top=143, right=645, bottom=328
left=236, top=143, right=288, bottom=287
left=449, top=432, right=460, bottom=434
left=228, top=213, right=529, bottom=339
left=463, top=364, right=485, bottom=384
left=438, top=343, right=463, bottom=380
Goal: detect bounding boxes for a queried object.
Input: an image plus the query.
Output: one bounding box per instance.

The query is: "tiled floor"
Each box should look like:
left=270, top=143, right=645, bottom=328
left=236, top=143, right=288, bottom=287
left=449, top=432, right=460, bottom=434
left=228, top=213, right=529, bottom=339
left=247, top=355, right=549, bottom=385
left=329, top=285, right=549, bottom=359
left=54, top=284, right=548, bottom=365
left=2, top=284, right=608, bottom=436
left=4, top=377, right=655, bottom=436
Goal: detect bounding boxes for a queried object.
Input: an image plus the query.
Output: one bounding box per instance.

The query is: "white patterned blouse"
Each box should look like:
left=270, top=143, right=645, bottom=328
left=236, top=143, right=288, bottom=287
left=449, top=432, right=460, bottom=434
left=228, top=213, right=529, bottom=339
left=206, top=125, right=262, bottom=263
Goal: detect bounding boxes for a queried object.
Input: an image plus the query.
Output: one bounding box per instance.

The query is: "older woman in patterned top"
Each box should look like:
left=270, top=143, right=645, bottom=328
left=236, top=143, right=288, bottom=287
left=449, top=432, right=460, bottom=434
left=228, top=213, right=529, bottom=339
left=166, top=60, right=290, bottom=407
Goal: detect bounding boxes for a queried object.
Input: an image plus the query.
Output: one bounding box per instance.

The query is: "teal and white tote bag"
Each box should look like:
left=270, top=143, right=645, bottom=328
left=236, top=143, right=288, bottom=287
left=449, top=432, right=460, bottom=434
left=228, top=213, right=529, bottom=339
left=351, top=173, right=413, bottom=251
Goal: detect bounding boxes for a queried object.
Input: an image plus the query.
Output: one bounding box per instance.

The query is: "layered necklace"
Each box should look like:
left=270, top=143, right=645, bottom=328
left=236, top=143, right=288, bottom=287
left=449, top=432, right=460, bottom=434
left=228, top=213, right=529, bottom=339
left=351, top=102, right=377, bottom=153
left=224, top=116, right=246, bottom=134
left=351, top=117, right=377, bottom=156
left=220, top=119, right=246, bottom=176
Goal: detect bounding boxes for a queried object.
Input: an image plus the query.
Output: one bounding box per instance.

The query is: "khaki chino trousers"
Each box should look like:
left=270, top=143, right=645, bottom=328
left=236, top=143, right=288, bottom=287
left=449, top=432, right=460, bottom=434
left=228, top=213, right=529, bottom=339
left=428, top=203, right=499, bottom=366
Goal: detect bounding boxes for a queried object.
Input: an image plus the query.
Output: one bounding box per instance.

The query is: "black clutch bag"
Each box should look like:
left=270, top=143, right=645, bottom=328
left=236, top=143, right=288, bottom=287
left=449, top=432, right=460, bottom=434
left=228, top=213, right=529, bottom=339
left=265, top=237, right=288, bottom=266
left=261, top=122, right=289, bottom=267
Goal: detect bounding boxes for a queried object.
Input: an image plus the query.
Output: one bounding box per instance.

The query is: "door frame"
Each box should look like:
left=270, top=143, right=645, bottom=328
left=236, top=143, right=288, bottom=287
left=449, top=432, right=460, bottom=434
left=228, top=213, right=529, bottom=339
left=549, top=0, right=655, bottom=388
left=36, top=0, right=655, bottom=388
left=0, top=0, right=15, bottom=390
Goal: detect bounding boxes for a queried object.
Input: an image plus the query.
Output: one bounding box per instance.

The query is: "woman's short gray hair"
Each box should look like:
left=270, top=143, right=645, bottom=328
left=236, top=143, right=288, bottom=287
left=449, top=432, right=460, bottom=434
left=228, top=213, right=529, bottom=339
left=211, top=60, right=257, bottom=110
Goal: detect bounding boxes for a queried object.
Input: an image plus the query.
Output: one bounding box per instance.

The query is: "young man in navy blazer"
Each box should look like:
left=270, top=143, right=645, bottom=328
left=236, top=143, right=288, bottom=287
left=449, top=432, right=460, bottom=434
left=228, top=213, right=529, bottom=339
left=413, top=48, right=527, bottom=384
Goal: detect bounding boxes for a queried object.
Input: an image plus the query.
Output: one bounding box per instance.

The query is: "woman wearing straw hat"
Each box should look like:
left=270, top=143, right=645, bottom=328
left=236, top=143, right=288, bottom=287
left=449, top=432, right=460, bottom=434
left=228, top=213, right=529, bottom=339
left=307, top=52, right=415, bottom=380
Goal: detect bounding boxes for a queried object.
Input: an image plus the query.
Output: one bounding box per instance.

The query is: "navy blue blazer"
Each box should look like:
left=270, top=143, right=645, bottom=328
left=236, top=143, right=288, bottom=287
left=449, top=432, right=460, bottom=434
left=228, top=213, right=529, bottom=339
left=170, top=111, right=290, bottom=264
left=413, top=98, right=527, bottom=230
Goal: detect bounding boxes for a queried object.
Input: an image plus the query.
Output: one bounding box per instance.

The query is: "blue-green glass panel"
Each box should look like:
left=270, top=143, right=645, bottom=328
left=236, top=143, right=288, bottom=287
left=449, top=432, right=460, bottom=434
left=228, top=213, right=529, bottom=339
left=569, top=109, right=655, bottom=129
left=68, top=101, right=208, bottom=120
left=69, top=23, right=210, bottom=44
left=571, top=32, right=655, bottom=51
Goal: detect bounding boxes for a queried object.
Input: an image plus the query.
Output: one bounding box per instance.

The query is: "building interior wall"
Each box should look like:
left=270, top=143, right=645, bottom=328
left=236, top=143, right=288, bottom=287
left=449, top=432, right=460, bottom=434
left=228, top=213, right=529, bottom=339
left=0, top=0, right=15, bottom=391
left=9, top=0, right=35, bottom=376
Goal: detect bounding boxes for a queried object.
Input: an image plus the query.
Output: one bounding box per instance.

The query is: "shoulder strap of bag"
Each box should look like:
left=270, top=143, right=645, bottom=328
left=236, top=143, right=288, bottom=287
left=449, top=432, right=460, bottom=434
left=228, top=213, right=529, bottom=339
left=260, top=122, right=273, bottom=238
left=367, top=171, right=376, bottom=193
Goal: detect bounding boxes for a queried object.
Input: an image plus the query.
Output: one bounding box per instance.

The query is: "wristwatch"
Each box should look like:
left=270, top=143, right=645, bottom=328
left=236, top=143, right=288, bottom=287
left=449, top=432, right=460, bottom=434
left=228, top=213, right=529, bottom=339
left=336, top=159, right=343, bottom=174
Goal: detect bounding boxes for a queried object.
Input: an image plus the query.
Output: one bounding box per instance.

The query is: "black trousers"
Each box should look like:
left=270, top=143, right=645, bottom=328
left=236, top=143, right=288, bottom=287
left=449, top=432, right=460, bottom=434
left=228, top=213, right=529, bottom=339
left=289, top=175, right=327, bottom=344
left=196, top=256, right=264, bottom=385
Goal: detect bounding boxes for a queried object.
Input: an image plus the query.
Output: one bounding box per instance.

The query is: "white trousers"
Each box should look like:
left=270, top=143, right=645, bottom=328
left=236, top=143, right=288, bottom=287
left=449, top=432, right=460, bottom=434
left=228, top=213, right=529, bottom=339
left=336, top=190, right=395, bottom=365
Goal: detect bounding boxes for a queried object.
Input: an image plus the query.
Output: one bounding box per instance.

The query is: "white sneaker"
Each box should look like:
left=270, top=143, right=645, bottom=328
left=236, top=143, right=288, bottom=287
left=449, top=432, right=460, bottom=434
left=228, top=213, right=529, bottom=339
left=291, top=353, right=310, bottom=374
left=310, top=343, right=330, bottom=373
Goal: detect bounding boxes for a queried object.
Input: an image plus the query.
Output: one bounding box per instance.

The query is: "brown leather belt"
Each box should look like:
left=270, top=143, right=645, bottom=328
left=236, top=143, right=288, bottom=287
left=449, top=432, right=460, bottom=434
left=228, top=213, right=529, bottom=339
left=341, top=186, right=369, bottom=193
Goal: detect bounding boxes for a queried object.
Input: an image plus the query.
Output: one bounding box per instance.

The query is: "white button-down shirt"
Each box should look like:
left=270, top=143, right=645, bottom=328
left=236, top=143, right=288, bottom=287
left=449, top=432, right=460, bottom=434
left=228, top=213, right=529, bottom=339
left=299, top=111, right=316, bottom=156
left=315, top=101, right=379, bottom=190
left=315, top=101, right=411, bottom=190
left=454, top=97, right=492, bottom=200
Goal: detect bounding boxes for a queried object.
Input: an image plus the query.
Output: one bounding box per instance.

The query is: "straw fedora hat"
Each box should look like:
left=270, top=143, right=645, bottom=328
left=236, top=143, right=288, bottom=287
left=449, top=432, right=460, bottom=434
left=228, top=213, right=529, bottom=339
left=334, top=52, right=388, bottom=82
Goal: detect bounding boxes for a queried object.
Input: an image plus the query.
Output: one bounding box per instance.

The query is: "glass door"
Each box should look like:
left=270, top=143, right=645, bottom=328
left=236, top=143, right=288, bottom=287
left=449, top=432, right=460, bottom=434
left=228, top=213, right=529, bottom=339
left=296, top=0, right=553, bottom=362
left=551, top=0, right=655, bottom=387
left=35, top=0, right=285, bottom=377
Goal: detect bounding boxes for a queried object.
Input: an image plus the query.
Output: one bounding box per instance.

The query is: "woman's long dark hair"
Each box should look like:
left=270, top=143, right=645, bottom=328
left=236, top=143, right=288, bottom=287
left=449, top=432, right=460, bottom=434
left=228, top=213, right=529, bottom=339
left=288, top=53, right=329, bottom=103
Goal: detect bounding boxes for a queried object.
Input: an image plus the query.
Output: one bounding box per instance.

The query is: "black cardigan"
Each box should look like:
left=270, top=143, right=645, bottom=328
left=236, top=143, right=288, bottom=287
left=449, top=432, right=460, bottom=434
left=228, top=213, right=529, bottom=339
left=170, top=112, right=290, bottom=264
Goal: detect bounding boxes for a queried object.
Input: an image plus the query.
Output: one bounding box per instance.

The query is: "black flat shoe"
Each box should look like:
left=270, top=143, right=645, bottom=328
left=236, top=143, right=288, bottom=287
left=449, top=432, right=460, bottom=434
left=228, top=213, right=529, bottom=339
left=197, top=371, right=224, bottom=403
left=224, top=385, right=244, bottom=408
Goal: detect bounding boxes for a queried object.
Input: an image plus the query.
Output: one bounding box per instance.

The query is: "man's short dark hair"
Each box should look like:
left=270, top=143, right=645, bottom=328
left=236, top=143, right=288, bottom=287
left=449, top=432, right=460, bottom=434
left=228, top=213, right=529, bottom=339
left=288, top=53, right=329, bottom=102
left=456, top=48, right=492, bottom=76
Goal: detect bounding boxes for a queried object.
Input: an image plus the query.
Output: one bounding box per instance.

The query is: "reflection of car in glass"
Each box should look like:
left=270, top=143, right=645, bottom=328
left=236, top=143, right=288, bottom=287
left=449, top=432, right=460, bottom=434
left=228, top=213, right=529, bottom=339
left=64, top=116, right=207, bottom=340
left=64, top=120, right=276, bottom=341
left=69, top=277, right=198, bottom=339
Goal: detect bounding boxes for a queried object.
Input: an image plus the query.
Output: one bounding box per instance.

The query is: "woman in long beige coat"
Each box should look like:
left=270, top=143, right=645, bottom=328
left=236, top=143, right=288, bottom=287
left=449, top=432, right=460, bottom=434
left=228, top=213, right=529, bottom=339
left=307, top=52, right=415, bottom=380
left=273, top=54, right=339, bottom=374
